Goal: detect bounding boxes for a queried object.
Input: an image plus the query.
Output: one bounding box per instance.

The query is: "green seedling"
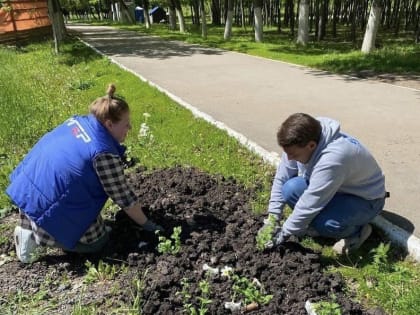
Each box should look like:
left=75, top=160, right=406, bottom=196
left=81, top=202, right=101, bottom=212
left=84, top=260, right=126, bottom=284
left=312, top=294, right=342, bottom=315
left=370, top=242, right=391, bottom=269
left=176, top=277, right=212, bottom=315
left=231, top=274, right=273, bottom=306
left=255, top=214, right=278, bottom=251
left=156, top=226, right=182, bottom=255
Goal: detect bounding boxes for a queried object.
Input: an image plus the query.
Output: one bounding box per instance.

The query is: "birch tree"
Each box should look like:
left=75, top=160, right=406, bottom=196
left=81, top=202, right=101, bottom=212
left=47, top=0, right=66, bottom=53
left=361, top=0, right=383, bottom=53
left=254, top=0, right=263, bottom=42
left=199, top=0, right=207, bottom=39
left=297, top=0, right=310, bottom=45
left=224, top=0, right=234, bottom=40
left=174, top=0, right=186, bottom=32
left=142, top=0, right=151, bottom=29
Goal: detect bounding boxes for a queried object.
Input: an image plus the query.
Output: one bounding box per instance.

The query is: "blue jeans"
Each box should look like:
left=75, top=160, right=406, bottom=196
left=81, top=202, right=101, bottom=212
left=282, top=177, right=385, bottom=239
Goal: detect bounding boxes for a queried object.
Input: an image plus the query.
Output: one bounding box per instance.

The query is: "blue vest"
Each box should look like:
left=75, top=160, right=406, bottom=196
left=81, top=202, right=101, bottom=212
left=6, top=115, right=125, bottom=249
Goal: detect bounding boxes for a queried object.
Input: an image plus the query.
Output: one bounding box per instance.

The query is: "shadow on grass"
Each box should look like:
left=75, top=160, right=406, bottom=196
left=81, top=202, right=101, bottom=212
left=315, top=49, right=420, bottom=75
left=57, top=36, right=103, bottom=66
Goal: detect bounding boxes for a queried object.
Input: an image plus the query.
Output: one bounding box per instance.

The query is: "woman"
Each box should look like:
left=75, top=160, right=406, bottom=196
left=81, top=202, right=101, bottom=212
left=7, top=84, right=163, bottom=263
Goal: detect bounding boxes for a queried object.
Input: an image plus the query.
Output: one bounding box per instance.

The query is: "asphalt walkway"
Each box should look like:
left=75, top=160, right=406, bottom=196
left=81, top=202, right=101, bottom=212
left=67, top=24, right=420, bottom=259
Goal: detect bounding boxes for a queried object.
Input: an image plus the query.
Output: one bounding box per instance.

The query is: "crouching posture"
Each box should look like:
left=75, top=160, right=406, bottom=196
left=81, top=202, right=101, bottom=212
left=262, top=113, right=387, bottom=254
left=7, top=84, right=163, bottom=263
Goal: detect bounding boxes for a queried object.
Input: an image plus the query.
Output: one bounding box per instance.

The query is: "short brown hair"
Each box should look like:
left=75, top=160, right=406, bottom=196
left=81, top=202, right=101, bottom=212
left=89, top=83, right=129, bottom=124
left=277, top=113, right=321, bottom=147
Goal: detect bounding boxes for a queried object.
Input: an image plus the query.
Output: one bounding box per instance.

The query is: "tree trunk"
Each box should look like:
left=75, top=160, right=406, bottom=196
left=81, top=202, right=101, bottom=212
left=200, top=0, right=207, bottom=38
left=254, top=0, right=263, bottom=42
left=361, top=0, right=383, bottom=53
left=118, top=0, right=135, bottom=24
left=317, top=0, right=327, bottom=40
left=297, top=0, right=310, bottom=45
left=240, top=0, right=246, bottom=29
left=168, top=0, right=177, bottom=30
left=415, top=2, right=420, bottom=43
left=174, top=0, right=186, bottom=32
left=332, top=0, right=340, bottom=37
left=211, top=0, right=221, bottom=25
left=224, top=0, right=234, bottom=39
left=47, top=0, right=66, bottom=53
left=143, top=0, right=151, bottom=28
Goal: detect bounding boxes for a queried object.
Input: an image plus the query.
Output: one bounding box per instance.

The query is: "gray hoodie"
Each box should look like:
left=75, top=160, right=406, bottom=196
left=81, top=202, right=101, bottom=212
left=268, top=117, right=386, bottom=237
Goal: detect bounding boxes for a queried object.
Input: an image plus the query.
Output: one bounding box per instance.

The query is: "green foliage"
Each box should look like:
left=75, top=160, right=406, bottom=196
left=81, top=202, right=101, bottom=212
left=115, top=23, right=420, bottom=75
left=84, top=260, right=126, bottom=284
left=312, top=295, right=342, bottom=315
left=255, top=214, right=278, bottom=251
left=370, top=242, right=391, bottom=269
left=0, top=39, right=274, bottom=217
left=197, top=279, right=212, bottom=315
left=129, top=277, right=145, bottom=314
left=157, top=226, right=182, bottom=255
left=231, top=274, right=273, bottom=306
left=176, top=277, right=212, bottom=315
left=331, top=242, right=420, bottom=315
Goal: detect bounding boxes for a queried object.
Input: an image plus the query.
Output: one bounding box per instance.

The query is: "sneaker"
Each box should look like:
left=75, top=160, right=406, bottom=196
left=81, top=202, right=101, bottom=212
left=14, top=226, right=40, bottom=263
left=332, top=224, right=372, bottom=255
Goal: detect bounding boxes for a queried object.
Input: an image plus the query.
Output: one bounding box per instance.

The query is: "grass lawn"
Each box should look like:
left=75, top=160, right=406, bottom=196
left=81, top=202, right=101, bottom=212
left=0, top=37, right=419, bottom=314
left=107, top=22, right=420, bottom=76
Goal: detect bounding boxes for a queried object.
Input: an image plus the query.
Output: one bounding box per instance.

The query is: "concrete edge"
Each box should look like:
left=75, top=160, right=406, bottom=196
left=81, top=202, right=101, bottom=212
left=77, top=36, right=420, bottom=263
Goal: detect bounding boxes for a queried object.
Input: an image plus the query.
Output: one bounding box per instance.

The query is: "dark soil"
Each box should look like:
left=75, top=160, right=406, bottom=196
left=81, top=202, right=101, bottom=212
left=0, top=166, right=378, bottom=314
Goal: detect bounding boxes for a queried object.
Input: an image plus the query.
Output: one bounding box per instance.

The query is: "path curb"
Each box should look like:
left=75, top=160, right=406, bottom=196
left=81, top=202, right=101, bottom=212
left=77, top=36, right=420, bottom=263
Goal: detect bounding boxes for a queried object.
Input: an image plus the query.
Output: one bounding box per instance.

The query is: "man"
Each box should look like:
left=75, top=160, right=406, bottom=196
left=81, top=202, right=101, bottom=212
left=263, top=113, right=387, bottom=254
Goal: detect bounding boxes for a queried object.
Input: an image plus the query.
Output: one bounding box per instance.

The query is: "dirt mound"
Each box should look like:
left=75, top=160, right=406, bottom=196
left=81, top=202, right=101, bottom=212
left=0, top=166, right=368, bottom=314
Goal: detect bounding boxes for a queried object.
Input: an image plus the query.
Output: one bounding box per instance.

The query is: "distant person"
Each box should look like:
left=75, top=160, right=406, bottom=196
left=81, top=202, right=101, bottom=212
left=261, top=113, right=387, bottom=254
left=61, top=7, right=70, bottom=24
left=7, top=84, right=163, bottom=263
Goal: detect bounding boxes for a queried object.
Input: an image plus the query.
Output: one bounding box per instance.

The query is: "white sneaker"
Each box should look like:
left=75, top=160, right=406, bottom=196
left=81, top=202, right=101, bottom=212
left=332, top=224, right=372, bottom=255
left=14, top=226, right=40, bottom=263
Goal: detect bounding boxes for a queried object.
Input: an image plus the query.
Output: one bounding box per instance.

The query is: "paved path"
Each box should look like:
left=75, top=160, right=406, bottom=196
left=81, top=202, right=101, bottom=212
left=68, top=25, right=420, bottom=245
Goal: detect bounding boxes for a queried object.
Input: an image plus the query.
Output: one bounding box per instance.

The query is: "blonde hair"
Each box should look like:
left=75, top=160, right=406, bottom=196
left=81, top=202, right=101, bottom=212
left=89, top=83, right=129, bottom=124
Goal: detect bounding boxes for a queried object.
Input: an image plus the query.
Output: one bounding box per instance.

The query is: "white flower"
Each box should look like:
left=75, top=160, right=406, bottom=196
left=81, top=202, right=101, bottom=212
left=202, top=263, right=219, bottom=275
left=221, top=266, right=234, bottom=278
left=139, top=123, right=149, bottom=137
left=143, top=112, right=151, bottom=118
left=252, top=278, right=262, bottom=288
left=224, top=301, right=242, bottom=311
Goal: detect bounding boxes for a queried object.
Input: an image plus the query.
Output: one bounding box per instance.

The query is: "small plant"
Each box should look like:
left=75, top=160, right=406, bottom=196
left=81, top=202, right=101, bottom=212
left=370, top=242, right=391, bottom=269
left=129, top=278, right=144, bottom=314
left=138, top=112, right=154, bottom=146
left=176, top=277, right=212, bottom=315
left=231, top=274, right=273, bottom=306
left=177, top=278, right=196, bottom=314
left=197, top=279, right=212, bottom=315
left=255, top=214, right=278, bottom=251
left=157, top=226, right=182, bottom=255
left=312, top=295, right=342, bottom=315
left=84, top=260, right=126, bottom=284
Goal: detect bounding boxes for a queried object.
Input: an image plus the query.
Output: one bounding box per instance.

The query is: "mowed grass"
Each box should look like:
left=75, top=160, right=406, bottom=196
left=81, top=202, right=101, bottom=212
left=0, top=38, right=419, bottom=314
left=0, top=38, right=273, bottom=212
left=111, top=22, right=420, bottom=76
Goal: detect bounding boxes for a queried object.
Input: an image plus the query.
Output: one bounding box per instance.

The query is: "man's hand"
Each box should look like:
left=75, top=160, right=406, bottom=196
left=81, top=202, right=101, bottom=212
left=264, top=228, right=289, bottom=249
left=142, top=219, right=164, bottom=233
left=258, top=213, right=281, bottom=235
